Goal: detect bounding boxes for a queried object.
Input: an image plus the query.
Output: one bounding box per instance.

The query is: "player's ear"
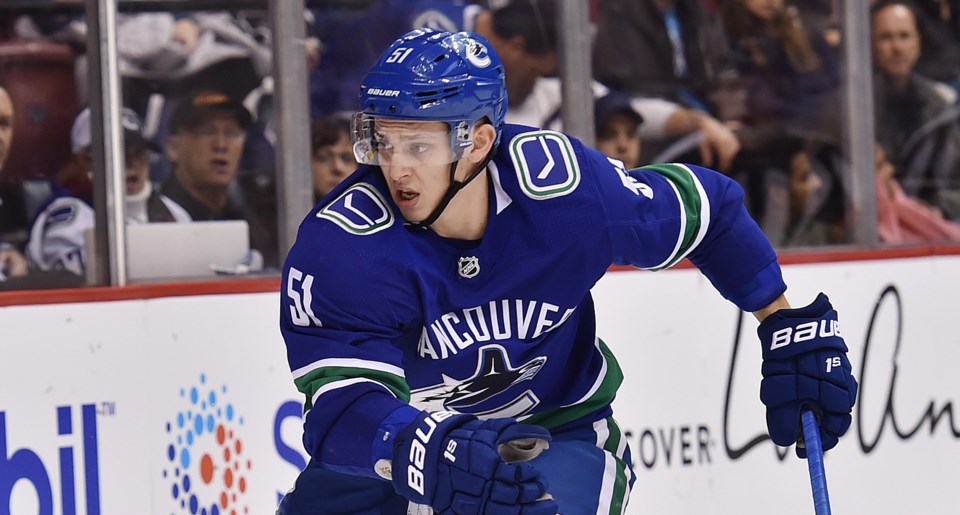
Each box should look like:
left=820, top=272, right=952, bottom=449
left=466, top=123, right=496, bottom=164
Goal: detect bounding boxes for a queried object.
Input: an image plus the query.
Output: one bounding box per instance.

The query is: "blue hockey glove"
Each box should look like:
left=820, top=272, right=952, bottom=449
left=757, top=293, right=858, bottom=458
left=392, top=411, right=558, bottom=514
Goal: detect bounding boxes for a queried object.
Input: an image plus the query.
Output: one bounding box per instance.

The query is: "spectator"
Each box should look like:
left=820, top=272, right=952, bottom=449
left=0, top=84, right=29, bottom=282
left=909, top=0, right=960, bottom=91
left=160, top=90, right=278, bottom=267
left=780, top=142, right=846, bottom=247
left=474, top=0, right=559, bottom=115
left=25, top=107, right=190, bottom=278
left=0, top=83, right=89, bottom=291
left=594, top=91, right=644, bottom=170
left=593, top=0, right=734, bottom=112
left=307, top=0, right=483, bottom=118
left=720, top=0, right=841, bottom=145
left=876, top=142, right=960, bottom=243
left=310, top=115, right=354, bottom=202
left=0, top=247, right=27, bottom=282
left=87, top=12, right=272, bottom=88
left=872, top=0, right=960, bottom=220
left=473, top=0, right=741, bottom=171
left=717, top=0, right=844, bottom=234
left=786, top=0, right=843, bottom=49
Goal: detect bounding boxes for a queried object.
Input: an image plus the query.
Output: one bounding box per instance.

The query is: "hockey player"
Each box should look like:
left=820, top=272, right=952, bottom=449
left=278, top=29, right=858, bottom=514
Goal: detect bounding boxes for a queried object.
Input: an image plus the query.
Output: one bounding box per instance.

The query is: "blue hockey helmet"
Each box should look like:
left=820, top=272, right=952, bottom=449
left=352, top=28, right=508, bottom=165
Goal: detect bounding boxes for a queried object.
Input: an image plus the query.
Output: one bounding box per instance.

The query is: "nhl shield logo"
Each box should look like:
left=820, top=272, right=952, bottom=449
left=458, top=256, right=480, bottom=279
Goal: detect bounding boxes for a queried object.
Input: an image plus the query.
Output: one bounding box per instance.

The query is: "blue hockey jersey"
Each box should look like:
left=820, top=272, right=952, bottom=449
left=280, top=124, right=786, bottom=478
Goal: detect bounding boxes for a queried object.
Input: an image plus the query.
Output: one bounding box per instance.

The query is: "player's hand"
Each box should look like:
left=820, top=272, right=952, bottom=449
left=392, top=411, right=558, bottom=514
left=757, top=293, right=858, bottom=458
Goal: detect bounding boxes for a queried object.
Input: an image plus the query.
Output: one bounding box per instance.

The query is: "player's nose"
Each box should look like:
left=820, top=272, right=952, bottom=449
left=383, top=162, right=413, bottom=182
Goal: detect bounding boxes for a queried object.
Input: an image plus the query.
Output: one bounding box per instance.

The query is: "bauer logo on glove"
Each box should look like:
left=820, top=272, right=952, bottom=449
left=392, top=411, right=559, bottom=514
left=757, top=293, right=858, bottom=458
left=406, top=411, right=459, bottom=495
left=769, top=318, right=841, bottom=351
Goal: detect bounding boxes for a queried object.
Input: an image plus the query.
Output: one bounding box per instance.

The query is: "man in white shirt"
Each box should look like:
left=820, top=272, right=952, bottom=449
left=473, top=0, right=741, bottom=172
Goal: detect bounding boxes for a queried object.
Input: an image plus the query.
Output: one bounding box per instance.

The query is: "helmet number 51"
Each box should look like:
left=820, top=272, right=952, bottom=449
left=386, top=47, right=414, bottom=64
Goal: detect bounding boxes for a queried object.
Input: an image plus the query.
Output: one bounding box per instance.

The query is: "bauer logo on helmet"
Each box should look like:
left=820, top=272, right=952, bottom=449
left=368, top=88, right=401, bottom=98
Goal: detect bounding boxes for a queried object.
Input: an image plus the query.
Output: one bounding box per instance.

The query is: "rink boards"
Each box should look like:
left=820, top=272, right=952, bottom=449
left=0, top=253, right=957, bottom=514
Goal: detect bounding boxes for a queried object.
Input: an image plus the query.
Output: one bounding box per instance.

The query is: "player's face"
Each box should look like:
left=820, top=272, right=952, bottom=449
left=312, top=133, right=355, bottom=199
left=375, top=119, right=457, bottom=222
left=0, top=88, right=14, bottom=172
left=872, top=5, right=921, bottom=81
left=167, top=112, right=245, bottom=191
left=596, top=113, right=642, bottom=170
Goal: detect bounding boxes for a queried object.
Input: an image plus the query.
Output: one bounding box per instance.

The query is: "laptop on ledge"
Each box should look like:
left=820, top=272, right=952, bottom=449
left=83, top=220, right=250, bottom=283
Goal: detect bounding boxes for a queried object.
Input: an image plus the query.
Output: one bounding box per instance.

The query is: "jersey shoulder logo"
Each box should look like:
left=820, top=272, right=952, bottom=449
left=317, top=183, right=394, bottom=235
left=509, top=130, right=581, bottom=200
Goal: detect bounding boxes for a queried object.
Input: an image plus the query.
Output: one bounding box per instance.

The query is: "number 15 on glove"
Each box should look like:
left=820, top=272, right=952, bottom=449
left=757, top=293, right=858, bottom=457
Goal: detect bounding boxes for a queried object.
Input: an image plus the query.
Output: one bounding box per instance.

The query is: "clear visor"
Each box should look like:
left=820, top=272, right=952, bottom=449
left=351, top=113, right=474, bottom=167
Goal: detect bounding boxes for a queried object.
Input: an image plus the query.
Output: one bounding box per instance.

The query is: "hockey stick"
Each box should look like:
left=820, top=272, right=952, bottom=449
left=801, top=410, right=832, bottom=515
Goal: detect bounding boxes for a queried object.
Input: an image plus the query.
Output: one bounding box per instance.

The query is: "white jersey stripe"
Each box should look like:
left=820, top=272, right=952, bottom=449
left=292, top=357, right=405, bottom=381
left=670, top=163, right=711, bottom=264
left=593, top=417, right=610, bottom=446
left=563, top=337, right=607, bottom=408
left=615, top=425, right=628, bottom=459
left=620, top=459, right=633, bottom=515
left=594, top=418, right=616, bottom=515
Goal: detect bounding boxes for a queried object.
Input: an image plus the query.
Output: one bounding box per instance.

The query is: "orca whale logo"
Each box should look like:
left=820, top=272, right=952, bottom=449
left=412, top=345, right=546, bottom=413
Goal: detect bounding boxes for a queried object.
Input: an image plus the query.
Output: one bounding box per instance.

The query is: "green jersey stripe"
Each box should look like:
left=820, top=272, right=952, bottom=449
left=296, top=366, right=410, bottom=412
left=651, top=176, right=688, bottom=269
left=595, top=416, right=631, bottom=515
left=598, top=417, right=623, bottom=457
left=638, top=163, right=711, bottom=271
left=605, top=417, right=631, bottom=515
left=520, top=339, right=624, bottom=429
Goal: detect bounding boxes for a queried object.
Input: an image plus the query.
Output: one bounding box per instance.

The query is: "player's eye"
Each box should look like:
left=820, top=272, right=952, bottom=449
left=409, top=143, right=431, bottom=154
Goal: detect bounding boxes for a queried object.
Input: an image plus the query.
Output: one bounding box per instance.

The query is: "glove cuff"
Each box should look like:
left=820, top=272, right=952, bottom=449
left=372, top=404, right=421, bottom=479
left=758, top=292, right=847, bottom=360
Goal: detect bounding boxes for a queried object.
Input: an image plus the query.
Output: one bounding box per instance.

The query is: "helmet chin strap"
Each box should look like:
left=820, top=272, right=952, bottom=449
left=405, top=150, right=495, bottom=230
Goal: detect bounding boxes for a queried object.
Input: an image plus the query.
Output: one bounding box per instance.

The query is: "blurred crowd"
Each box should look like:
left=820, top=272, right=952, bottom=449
left=1, top=0, right=960, bottom=290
